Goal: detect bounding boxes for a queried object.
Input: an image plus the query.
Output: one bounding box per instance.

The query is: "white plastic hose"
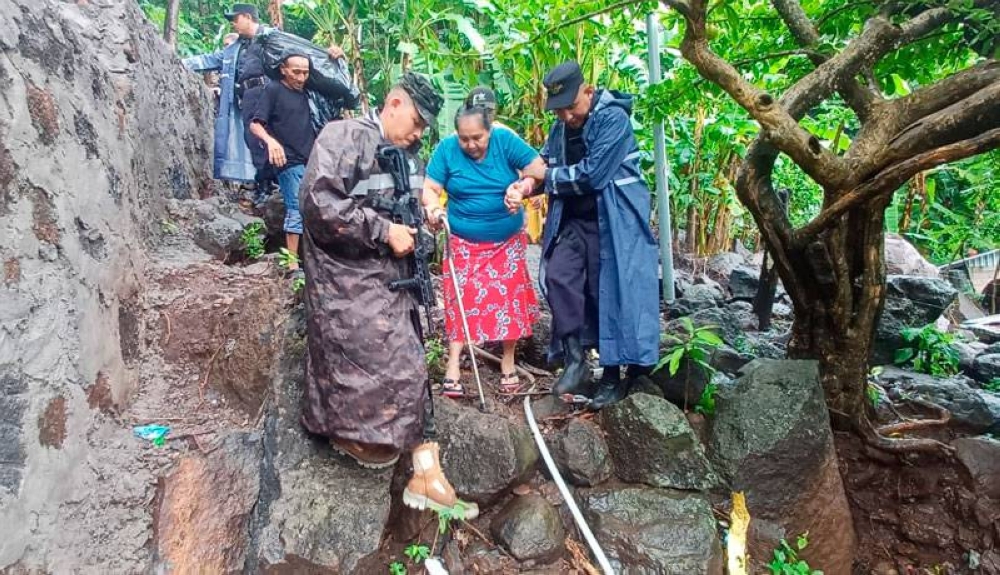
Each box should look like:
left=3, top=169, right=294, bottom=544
left=523, top=397, right=615, bottom=574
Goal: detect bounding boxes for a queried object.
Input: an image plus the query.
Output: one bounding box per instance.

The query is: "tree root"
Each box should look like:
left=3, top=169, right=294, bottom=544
left=859, top=416, right=955, bottom=456
left=876, top=396, right=950, bottom=436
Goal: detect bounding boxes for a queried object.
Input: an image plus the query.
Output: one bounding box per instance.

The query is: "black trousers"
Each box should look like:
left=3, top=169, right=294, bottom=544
left=545, top=218, right=600, bottom=345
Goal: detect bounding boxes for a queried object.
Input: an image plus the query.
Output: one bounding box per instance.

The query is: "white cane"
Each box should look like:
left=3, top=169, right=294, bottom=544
left=439, top=214, right=488, bottom=412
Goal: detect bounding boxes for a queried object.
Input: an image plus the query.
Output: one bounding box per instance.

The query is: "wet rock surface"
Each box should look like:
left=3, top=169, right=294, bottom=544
left=549, top=418, right=612, bottom=486
left=490, top=494, right=566, bottom=564
left=579, top=485, right=724, bottom=575
left=708, top=359, right=856, bottom=575
left=601, top=393, right=718, bottom=491
left=435, top=397, right=539, bottom=504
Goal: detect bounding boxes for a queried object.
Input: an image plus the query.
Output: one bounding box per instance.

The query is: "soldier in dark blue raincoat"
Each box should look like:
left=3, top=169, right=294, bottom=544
left=507, top=61, right=660, bottom=409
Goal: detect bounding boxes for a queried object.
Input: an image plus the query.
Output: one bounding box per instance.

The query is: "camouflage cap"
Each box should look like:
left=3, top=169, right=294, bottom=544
left=396, top=72, right=443, bottom=126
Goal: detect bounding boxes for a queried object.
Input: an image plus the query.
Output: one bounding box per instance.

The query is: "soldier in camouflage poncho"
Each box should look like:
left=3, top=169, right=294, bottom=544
left=299, top=73, right=478, bottom=518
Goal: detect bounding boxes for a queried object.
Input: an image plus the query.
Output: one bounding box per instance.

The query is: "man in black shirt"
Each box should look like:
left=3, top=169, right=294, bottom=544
left=225, top=3, right=345, bottom=203
left=250, top=54, right=315, bottom=274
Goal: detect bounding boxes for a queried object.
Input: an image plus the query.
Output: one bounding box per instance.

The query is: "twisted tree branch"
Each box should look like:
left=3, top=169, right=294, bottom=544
left=661, top=0, right=848, bottom=188
left=771, top=0, right=878, bottom=119
left=793, top=127, right=1000, bottom=245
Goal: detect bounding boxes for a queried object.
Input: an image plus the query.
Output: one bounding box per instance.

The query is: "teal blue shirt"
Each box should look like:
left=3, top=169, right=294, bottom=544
left=426, top=127, right=539, bottom=243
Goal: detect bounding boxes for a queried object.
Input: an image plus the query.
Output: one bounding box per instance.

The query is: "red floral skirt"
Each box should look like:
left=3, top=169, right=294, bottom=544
left=442, top=231, right=539, bottom=344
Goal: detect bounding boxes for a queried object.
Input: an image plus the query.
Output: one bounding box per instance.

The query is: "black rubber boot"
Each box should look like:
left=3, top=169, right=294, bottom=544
left=589, top=365, right=628, bottom=410
left=552, top=335, right=589, bottom=397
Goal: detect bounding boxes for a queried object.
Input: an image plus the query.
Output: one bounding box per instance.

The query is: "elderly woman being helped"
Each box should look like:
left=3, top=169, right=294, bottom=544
left=423, top=106, right=547, bottom=396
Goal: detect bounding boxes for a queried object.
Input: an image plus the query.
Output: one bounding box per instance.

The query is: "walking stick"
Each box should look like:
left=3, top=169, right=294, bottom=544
left=439, top=215, right=488, bottom=412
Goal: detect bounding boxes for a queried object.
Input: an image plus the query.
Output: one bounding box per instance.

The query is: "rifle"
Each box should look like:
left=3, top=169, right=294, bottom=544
left=376, top=145, right=437, bottom=332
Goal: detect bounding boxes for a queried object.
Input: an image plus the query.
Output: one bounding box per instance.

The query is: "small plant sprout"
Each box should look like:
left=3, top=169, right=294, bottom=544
left=985, top=378, right=1000, bottom=393
left=278, top=247, right=300, bottom=269
left=388, top=561, right=407, bottom=575
left=654, top=318, right=723, bottom=412
left=768, top=532, right=823, bottom=575
left=292, top=276, right=305, bottom=293
left=404, top=543, right=430, bottom=564
left=866, top=367, right=884, bottom=409
left=694, top=379, right=719, bottom=416
left=241, top=222, right=265, bottom=260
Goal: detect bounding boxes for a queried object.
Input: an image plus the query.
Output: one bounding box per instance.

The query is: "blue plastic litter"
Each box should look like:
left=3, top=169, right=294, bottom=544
left=133, top=424, right=170, bottom=446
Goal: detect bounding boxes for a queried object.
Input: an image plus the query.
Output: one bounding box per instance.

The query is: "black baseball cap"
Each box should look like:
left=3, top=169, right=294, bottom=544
left=465, top=86, right=497, bottom=111
left=224, top=3, right=257, bottom=21
left=396, top=72, right=443, bottom=126
left=543, top=61, right=584, bottom=111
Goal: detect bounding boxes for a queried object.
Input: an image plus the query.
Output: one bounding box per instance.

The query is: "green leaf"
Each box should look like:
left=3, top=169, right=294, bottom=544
left=668, top=349, right=684, bottom=376
left=894, top=348, right=916, bottom=365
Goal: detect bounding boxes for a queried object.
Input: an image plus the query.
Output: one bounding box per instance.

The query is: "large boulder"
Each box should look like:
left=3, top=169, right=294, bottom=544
left=885, top=234, right=939, bottom=277
left=601, top=393, right=718, bottom=491
left=954, top=341, right=989, bottom=375
left=155, top=432, right=262, bottom=574
left=873, top=275, right=958, bottom=364
left=250, top=312, right=394, bottom=574
left=579, top=486, right=724, bottom=575
left=490, top=494, right=565, bottom=564
left=705, top=252, right=746, bottom=284
left=549, top=419, right=613, bottom=487
left=728, top=265, right=761, bottom=301
left=878, top=366, right=1000, bottom=434
left=668, top=283, right=724, bottom=318
left=707, top=360, right=855, bottom=575
left=435, top=398, right=539, bottom=504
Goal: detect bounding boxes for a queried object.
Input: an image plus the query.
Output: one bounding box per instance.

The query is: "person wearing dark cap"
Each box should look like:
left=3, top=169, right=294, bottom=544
left=505, top=60, right=659, bottom=410
left=299, top=73, right=478, bottom=518
left=183, top=4, right=346, bottom=198
left=249, top=53, right=314, bottom=277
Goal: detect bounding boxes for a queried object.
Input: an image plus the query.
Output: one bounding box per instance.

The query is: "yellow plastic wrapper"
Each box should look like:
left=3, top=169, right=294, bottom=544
left=728, top=491, right=750, bottom=574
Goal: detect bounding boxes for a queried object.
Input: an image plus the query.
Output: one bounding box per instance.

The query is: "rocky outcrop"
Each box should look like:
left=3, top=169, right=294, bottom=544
left=248, top=311, right=394, bottom=575
left=601, top=393, right=718, bottom=491
left=878, top=366, right=1000, bottom=433
left=0, top=0, right=212, bottom=570
left=708, top=360, right=856, bottom=575
left=884, top=234, right=939, bottom=277
left=435, top=398, right=539, bottom=504
left=155, top=433, right=262, bottom=574
left=953, top=436, right=1000, bottom=500
left=549, top=418, right=613, bottom=487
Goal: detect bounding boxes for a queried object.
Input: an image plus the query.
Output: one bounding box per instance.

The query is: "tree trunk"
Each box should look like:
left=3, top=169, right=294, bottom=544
left=164, top=0, right=181, bottom=49
left=785, top=197, right=889, bottom=426
left=268, top=0, right=284, bottom=30
left=753, top=188, right=789, bottom=330
left=738, top=144, right=891, bottom=427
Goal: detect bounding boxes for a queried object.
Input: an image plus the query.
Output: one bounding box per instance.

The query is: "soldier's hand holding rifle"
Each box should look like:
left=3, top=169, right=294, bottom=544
left=387, top=223, right=416, bottom=257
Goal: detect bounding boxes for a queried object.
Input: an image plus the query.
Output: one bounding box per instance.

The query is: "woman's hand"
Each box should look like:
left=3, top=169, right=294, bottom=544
left=504, top=181, right=528, bottom=214
left=425, top=205, right=446, bottom=231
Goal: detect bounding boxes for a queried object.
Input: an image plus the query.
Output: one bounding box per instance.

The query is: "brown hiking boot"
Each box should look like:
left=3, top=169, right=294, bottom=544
left=330, top=438, right=400, bottom=470
left=403, top=442, right=479, bottom=519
